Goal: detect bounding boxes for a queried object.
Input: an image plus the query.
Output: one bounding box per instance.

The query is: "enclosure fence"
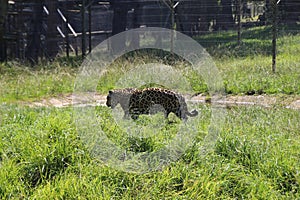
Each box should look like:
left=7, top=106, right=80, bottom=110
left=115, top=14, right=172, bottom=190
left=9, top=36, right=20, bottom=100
left=0, top=0, right=299, bottom=70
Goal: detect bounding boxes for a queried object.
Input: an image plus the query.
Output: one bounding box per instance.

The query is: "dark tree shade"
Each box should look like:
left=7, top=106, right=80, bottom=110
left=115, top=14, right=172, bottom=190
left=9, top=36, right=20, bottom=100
left=0, top=0, right=8, bottom=61
left=45, top=0, right=60, bottom=58
left=110, top=0, right=132, bottom=51
left=220, top=0, right=235, bottom=30
left=177, top=0, right=218, bottom=35
left=281, top=0, right=300, bottom=24
left=25, top=1, right=43, bottom=65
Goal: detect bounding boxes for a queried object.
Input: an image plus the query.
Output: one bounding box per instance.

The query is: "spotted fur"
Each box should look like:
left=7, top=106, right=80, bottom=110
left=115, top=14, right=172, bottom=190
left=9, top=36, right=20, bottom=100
left=106, top=88, right=198, bottom=120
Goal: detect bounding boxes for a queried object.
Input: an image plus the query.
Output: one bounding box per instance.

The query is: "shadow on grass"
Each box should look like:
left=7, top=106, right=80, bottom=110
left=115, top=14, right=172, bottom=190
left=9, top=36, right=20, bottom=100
left=194, top=24, right=300, bottom=58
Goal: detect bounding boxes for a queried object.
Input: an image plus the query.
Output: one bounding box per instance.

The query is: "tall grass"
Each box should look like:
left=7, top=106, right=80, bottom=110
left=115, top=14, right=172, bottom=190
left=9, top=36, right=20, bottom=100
left=0, top=104, right=299, bottom=199
left=0, top=25, right=299, bottom=199
left=0, top=26, right=299, bottom=104
left=0, top=60, right=79, bottom=103
left=196, top=26, right=300, bottom=95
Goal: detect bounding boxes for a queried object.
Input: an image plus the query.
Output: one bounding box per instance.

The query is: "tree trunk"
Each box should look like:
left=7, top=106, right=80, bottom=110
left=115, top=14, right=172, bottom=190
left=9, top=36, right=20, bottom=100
left=220, top=0, right=234, bottom=30
left=25, top=1, right=43, bottom=65
left=282, top=0, right=300, bottom=24
left=45, top=0, right=60, bottom=59
left=0, top=0, right=8, bottom=61
left=177, top=0, right=218, bottom=36
left=111, top=1, right=129, bottom=52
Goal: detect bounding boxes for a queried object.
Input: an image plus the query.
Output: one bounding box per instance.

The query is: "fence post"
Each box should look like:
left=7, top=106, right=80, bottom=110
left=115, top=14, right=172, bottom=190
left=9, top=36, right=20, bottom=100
left=170, top=0, right=175, bottom=54
left=65, top=9, right=70, bottom=58
left=271, top=0, right=278, bottom=73
left=81, top=0, right=86, bottom=59
left=237, top=0, right=242, bottom=46
left=88, top=2, right=92, bottom=53
left=111, top=1, right=128, bottom=53
left=25, top=1, right=43, bottom=65
left=170, top=0, right=180, bottom=54
left=0, top=0, right=8, bottom=62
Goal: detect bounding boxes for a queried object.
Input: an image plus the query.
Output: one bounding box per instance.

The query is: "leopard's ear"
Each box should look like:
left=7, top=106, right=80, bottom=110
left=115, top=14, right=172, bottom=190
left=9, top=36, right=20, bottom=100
left=109, top=90, right=113, bottom=94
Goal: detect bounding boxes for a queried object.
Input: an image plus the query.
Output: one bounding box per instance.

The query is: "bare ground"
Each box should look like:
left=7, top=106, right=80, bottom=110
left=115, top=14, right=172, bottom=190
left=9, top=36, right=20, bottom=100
left=21, top=93, right=300, bottom=110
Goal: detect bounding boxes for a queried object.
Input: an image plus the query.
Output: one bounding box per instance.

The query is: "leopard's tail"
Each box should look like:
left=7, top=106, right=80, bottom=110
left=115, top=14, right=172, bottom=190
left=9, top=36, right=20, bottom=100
left=186, top=109, right=198, bottom=117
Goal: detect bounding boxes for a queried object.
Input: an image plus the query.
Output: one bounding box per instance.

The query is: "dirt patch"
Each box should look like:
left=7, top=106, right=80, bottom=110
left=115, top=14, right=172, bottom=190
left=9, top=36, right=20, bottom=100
left=24, top=93, right=106, bottom=108
left=191, top=94, right=300, bottom=110
left=287, top=99, right=300, bottom=110
left=22, top=93, right=300, bottom=110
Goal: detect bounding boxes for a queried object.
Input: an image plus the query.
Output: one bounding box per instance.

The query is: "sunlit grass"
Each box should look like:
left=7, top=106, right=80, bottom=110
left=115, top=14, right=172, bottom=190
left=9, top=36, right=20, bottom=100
left=0, top=26, right=299, bottom=104
left=0, top=104, right=299, bottom=198
left=0, top=25, right=299, bottom=199
left=0, top=61, right=78, bottom=103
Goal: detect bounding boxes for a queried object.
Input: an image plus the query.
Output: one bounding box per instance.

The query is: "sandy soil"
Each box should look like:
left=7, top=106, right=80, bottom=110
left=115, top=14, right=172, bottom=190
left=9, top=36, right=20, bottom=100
left=21, top=93, right=300, bottom=110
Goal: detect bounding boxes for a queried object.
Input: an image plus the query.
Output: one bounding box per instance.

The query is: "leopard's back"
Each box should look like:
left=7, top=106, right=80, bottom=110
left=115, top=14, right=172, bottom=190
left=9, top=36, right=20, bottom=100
left=129, top=88, right=197, bottom=120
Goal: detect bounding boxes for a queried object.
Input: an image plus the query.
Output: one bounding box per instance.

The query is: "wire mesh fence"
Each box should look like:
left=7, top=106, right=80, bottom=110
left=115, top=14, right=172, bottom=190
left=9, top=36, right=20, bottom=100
left=0, top=0, right=299, bottom=66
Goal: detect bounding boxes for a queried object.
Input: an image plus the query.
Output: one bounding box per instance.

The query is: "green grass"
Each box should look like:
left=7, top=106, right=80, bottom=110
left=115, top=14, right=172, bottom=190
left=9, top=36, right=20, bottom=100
left=94, top=27, right=300, bottom=95
left=194, top=25, right=300, bottom=95
left=0, top=104, right=299, bottom=199
left=1, top=26, right=299, bottom=198
left=0, top=59, right=79, bottom=103
left=217, top=52, right=300, bottom=95
left=0, top=26, right=299, bottom=103
left=195, top=25, right=300, bottom=58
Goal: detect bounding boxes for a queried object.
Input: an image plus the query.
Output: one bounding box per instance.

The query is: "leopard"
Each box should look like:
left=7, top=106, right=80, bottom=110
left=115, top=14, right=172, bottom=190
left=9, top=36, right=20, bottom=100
left=106, top=88, right=137, bottom=118
left=106, top=87, right=198, bottom=121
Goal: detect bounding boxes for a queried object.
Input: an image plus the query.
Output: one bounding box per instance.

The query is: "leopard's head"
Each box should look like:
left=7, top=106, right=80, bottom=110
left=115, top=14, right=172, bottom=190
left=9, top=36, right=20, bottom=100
left=107, top=88, right=137, bottom=109
left=106, top=90, right=118, bottom=108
